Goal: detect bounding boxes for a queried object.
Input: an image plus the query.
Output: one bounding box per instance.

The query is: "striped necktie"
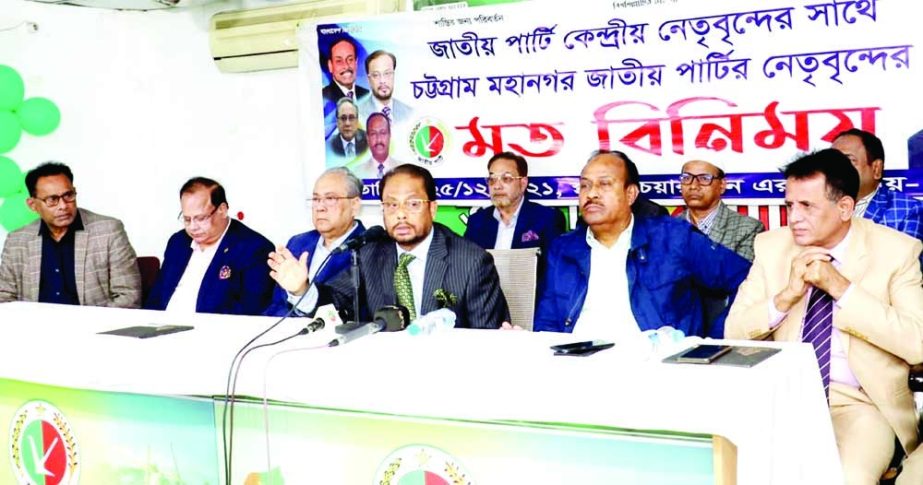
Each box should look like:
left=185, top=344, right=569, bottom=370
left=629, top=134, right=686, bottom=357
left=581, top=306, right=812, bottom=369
left=803, top=286, right=834, bottom=396
left=394, top=253, right=416, bottom=321
left=382, top=106, right=392, bottom=121
left=345, top=141, right=355, bottom=158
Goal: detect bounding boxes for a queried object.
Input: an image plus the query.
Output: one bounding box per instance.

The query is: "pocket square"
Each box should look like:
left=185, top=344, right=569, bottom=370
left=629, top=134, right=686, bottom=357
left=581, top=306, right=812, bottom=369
left=521, top=230, right=540, bottom=243
left=219, top=265, right=232, bottom=280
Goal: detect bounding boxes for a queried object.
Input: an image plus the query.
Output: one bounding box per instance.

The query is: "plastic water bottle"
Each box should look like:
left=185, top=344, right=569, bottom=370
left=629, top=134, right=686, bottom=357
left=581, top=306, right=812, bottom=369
left=407, top=308, right=457, bottom=336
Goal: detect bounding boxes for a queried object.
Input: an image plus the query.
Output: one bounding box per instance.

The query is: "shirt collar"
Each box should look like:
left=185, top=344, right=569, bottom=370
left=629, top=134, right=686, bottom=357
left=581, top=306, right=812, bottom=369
left=397, top=226, right=435, bottom=261
left=492, top=197, right=525, bottom=227
left=828, top=225, right=852, bottom=264
left=586, top=215, right=634, bottom=251
left=372, top=97, right=392, bottom=112
left=684, top=202, right=721, bottom=234
left=321, top=221, right=359, bottom=250
left=335, top=81, right=355, bottom=97
left=39, top=210, right=84, bottom=237
left=190, top=218, right=231, bottom=253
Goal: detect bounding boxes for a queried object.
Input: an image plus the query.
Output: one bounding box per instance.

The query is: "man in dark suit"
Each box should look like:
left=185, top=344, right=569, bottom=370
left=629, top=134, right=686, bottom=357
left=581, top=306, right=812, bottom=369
left=326, top=98, right=368, bottom=159
left=264, top=167, right=365, bottom=316
left=270, top=164, right=509, bottom=328
left=145, top=177, right=275, bottom=316
left=321, top=38, right=368, bottom=106
left=464, top=152, right=565, bottom=256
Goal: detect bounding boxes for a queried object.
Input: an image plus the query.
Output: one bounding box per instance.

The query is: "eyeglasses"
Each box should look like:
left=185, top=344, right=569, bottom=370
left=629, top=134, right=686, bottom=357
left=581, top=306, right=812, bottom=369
left=486, top=173, right=524, bottom=185
left=337, top=114, right=358, bottom=122
left=310, top=196, right=356, bottom=208
left=579, top=178, right=618, bottom=193
left=368, top=70, right=394, bottom=81
left=679, top=173, right=723, bottom=186
left=179, top=206, right=218, bottom=226
left=34, top=190, right=77, bottom=207
left=382, top=199, right=431, bottom=214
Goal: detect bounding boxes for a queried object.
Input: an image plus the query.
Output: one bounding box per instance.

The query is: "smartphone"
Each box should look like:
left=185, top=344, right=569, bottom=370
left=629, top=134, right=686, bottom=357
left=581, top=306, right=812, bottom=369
left=550, top=340, right=615, bottom=356
left=674, top=344, right=733, bottom=364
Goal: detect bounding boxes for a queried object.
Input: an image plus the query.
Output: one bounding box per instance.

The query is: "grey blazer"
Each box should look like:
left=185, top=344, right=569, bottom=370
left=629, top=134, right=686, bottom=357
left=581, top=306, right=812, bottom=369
left=678, top=202, right=764, bottom=261
left=0, top=208, right=142, bottom=307
left=318, top=224, right=510, bottom=328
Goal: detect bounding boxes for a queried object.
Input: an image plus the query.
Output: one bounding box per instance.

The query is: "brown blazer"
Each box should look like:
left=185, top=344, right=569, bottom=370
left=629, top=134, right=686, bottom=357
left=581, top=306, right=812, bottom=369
left=726, top=217, right=923, bottom=453
left=0, top=208, right=141, bottom=308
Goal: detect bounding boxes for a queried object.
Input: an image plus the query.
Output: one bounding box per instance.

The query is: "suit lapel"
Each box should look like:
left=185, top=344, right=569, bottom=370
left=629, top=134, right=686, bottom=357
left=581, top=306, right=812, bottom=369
left=74, top=227, right=88, bottom=304
left=373, top=242, right=398, bottom=311
left=199, top=220, right=236, bottom=309
left=511, top=201, right=532, bottom=249
left=709, top=204, right=730, bottom=244
left=421, top=228, right=448, bottom=315
left=25, top=231, right=42, bottom=301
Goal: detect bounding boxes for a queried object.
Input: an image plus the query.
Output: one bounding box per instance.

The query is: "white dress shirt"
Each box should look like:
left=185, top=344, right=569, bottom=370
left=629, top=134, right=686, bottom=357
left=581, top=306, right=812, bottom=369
left=768, top=229, right=860, bottom=388
left=492, top=197, right=524, bottom=250
left=165, top=220, right=231, bottom=314
left=572, top=217, right=640, bottom=343
left=289, top=223, right=360, bottom=311
left=853, top=186, right=876, bottom=218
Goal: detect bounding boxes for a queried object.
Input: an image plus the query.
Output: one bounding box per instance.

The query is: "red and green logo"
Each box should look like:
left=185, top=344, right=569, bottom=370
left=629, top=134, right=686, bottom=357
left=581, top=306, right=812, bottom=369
left=9, top=401, right=79, bottom=485
left=376, top=445, right=471, bottom=485
left=409, top=118, right=450, bottom=167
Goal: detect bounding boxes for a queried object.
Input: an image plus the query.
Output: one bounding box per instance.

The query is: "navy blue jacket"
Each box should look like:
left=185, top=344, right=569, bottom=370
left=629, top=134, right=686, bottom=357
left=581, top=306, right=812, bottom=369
left=534, top=216, right=751, bottom=338
left=463, top=199, right=566, bottom=253
left=145, top=219, right=275, bottom=316
left=264, top=222, right=366, bottom=316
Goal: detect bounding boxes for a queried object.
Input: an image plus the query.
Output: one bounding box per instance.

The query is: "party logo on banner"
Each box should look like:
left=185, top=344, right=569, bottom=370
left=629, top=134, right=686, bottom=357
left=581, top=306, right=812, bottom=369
left=9, top=401, right=79, bottom=485
left=409, top=117, right=452, bottom=167
left=376, top=444, right=472, bottom=485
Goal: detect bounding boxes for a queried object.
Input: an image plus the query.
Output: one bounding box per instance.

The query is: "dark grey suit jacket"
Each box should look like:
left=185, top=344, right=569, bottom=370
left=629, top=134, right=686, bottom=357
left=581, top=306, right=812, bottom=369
left=318, top=224, right=510, bottom=328
left=327, top=129, right=368, bottom=157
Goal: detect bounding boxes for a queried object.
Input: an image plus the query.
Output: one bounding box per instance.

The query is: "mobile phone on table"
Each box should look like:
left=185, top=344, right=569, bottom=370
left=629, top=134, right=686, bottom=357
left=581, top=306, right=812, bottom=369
left=674, top=344, right=732, bottom=364
left=550, top=340, right=615, bottom=356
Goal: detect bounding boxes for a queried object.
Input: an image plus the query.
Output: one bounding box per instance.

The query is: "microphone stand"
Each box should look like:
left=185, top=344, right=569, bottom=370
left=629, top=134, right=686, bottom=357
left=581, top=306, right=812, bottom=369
left=350, top=248, right=361, bottom=323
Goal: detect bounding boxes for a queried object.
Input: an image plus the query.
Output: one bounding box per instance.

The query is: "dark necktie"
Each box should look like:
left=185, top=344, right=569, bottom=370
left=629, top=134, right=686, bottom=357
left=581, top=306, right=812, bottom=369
left=382, top=106, right=392, bottom=121
left=346, top=90, right=354, bottom=100
left=803, top=286, right=834, bottom=396
left=377, top=162, right=386, bottom=178
left=394, top=253, right=416, bottom=321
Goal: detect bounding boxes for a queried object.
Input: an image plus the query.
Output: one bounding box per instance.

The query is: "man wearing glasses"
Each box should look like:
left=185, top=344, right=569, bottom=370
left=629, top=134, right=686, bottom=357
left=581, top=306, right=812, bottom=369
left=145, top=177, right=275, bottom=316
left=0, top=162, right=141, bottom=307
left=327, top=97, right=367, bottom=160
left=676, top=158, right=764, bottom=261
left=533, top=151, right=750, bottom=340
left=264, top=168, right=366, bottom=316
left=272, top=164, right=509, bottom=328
left=357, top=50, right=412, bottom=125
left=464, top=152, right=566, bottom=255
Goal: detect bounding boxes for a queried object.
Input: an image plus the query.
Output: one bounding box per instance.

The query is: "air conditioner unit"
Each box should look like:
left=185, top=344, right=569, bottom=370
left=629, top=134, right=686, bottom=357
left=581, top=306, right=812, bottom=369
left=209, top=0, right=402, bottom=73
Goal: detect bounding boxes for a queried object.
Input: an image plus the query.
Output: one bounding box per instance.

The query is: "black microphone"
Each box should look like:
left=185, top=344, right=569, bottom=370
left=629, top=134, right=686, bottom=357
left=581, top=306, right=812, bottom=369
left=328, top=305, right=410, bottom=347
left=333, top=226, right=388, bottom=254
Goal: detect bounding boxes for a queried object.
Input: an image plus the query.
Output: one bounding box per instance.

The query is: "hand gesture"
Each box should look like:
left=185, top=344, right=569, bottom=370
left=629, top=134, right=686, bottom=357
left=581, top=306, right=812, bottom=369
left=774, top=247, right=831, bottom=312
left=267, top=247, right=310, bottom=296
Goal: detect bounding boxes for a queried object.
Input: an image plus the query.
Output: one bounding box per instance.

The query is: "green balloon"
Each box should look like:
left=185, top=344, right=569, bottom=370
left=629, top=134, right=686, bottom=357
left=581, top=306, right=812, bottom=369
left=0, top=65, right=25, bottom=111
left=0, top=192, right=38, bottom=232
left=17, top=97, right=61, bottom=136
left=0, top=111, right=21, bottom=153
left=0, top=156, right=23, bottom=197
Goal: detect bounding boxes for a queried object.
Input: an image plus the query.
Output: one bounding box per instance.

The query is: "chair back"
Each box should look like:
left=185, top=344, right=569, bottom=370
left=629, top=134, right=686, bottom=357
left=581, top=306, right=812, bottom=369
left=136, top=256, right=161, bottom=302
left=486, top=248, right=539, bottom=331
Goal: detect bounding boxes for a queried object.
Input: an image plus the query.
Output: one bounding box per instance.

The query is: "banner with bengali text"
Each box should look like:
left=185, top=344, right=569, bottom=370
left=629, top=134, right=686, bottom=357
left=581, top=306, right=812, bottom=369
left=299, top=0, right=921, bottom=202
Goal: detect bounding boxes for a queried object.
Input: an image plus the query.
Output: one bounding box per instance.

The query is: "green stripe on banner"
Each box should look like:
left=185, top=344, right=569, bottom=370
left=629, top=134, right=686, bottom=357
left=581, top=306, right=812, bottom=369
left=21, top=421, right=47, bottom=485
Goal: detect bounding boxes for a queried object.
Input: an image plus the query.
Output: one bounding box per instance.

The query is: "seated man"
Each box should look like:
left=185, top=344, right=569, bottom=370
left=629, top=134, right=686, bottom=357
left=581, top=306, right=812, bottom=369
left=534, top=150, right=751, bottom=340
left=677, top=157, right=764, bottom=261
left=0, top=162, right=141, bottom=307
left=265, top=168, right=365, bottom=316
left=145, top=177, right=275, bottom=316
left=270, top=164, right=509, bottom=328
left=726, top=149, right=923, bottom=484
left=464, top=151, right=566, bottom=254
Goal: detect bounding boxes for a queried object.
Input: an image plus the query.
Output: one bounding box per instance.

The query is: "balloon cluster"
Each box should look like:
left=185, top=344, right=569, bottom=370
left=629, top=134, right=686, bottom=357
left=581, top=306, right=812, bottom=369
left=0, top=65, right=61, bottom=231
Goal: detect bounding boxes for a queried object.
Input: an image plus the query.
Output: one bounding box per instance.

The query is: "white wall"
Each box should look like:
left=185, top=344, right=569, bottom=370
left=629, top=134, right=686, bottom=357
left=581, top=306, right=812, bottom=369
left=0, top=0, right=316, bottom=258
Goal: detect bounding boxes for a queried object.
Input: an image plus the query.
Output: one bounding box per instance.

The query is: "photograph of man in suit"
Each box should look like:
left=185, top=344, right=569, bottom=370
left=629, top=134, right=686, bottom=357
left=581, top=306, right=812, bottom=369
left=265, top=167, right=365, bottom=316
left=271, top=164, right=509, bottom=328
left=326, top=97, right=367, bottom=160
left=0, top=162, right=141, bottom=307
left=145, top=177, right=275, bottom=316
left=677, top=158, right=764, bottom=261
left=321, top=37, right=368, bottom=106
left=726, top=149, right=923, bottom=484
left=357, top=50, right=412, bottom=125
left=464, top=151, right=566, bottom=256
left=354, top=112, right=399, bottom=179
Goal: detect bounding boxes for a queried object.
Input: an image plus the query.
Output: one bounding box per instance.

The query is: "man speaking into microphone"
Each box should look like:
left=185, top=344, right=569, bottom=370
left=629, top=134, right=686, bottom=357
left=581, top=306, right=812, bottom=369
left=268, top=164, right=510, bottom=329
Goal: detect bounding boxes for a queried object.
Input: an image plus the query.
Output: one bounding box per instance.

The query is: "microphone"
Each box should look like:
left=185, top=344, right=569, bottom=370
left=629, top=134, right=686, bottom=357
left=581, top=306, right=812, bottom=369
left=333, top=226, right=388, bottom=254
left=298, top=304, right=342, bottom=336
left=328, top=305, right=410, bottom=347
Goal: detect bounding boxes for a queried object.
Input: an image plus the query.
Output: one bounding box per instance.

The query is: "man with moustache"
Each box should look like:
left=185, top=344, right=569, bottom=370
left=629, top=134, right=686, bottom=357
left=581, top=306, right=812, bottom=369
left=321, top=37, right=368, bottom=105
left=357, top=50, right=412, bottom=125
left=464, top=152, right=566, bottom=254
left=326, top=98, right=367, bottom=160
left=726, top=149, right=923, bottom=484
left=355, top=112, right=399, bottom=179
left=270, top=164, right=509, bottom=328
left=533, top=150, right=751, bottom=340
left=264, top=168, right=365, bottom=316
left=145, top=177, right=275, bottom=316
left=0, top=162, right=141, bottom=307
